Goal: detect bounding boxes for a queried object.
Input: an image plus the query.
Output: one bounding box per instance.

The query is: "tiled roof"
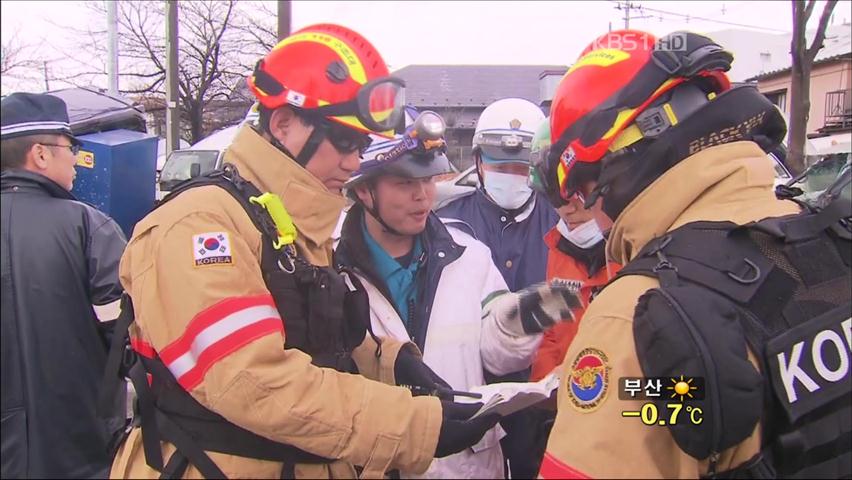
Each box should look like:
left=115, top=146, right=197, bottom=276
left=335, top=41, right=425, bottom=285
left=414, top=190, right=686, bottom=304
left=393, top=65, right=567, bottom=107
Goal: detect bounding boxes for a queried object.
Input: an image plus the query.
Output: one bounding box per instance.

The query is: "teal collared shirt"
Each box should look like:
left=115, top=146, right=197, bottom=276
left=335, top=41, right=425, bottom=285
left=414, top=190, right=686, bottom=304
left=362, top=222, right=422, bottom=326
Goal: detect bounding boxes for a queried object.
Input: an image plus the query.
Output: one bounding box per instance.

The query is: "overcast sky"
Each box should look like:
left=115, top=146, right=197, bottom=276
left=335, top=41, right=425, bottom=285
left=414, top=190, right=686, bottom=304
left=1, top=0, right=847, bottom=93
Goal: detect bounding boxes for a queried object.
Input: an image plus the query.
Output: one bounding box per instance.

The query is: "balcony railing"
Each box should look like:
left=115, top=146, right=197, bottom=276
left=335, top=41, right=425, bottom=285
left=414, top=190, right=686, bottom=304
left=824, top=89, right=852, bottom=131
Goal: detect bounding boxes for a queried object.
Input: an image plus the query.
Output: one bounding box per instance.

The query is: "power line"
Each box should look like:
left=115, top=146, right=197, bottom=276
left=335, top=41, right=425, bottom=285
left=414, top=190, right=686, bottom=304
left=613, top=1, right=653, bottom=29
left=606, top=0, right=789, bottom=33
left=638, top=5, right=789, bottom=33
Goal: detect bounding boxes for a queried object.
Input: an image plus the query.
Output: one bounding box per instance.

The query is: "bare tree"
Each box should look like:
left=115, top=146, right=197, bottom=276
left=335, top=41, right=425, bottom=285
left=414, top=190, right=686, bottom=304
left=1, top=31, right=43, bottom=93
left=58, top=0, right=261, bottom=143
left=788, top=0, right=838, bottom=174
left=233, top=1, right=278, bottom=54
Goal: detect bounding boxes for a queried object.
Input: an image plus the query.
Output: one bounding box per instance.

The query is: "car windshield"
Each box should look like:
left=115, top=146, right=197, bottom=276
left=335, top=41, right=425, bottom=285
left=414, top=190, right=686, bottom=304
left=159, top=150, right=220, bottom=186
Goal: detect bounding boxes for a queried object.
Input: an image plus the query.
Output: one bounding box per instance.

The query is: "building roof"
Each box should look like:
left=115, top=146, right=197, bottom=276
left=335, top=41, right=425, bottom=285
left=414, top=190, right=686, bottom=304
left=392, top=65, right=567, bottom=108
left=705, top=29, right=790, bottom=82
left=743, top=22, right=852, bottom=82
left=47, top=87, right=147, bottom=135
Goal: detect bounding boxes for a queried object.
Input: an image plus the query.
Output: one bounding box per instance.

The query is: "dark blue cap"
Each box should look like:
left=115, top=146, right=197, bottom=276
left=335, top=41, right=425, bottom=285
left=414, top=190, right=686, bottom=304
left=1, top=92, right=80, bottom=145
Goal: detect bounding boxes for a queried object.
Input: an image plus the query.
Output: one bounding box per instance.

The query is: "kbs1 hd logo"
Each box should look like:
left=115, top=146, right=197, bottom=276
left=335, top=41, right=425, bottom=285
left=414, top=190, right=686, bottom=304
left=192, top=232, right=234, bottom=267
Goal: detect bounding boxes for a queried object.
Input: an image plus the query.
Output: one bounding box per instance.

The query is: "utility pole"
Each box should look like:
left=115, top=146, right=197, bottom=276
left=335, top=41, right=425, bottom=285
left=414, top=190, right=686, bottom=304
left=165, top=0, right=180, bottom=155
left=277, top=0, right=291, bottom=41
left=615, top=1, right=648, bottom=29
left=43, top=61, right=50, bottom=92
left=107, top=0, right=119, bottom=96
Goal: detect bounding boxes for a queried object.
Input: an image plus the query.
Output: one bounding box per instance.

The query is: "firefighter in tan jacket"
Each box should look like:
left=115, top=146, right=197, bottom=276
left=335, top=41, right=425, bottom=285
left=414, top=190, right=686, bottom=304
left=534, top=29, right=851, bottom=478
left=110, top=24, right=500, bottom=479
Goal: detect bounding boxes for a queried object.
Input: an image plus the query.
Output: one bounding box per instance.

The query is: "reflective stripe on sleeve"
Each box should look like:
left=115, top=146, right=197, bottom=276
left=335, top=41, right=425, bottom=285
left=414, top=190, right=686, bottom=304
left=539, top=452, right=591, bottom=479
left=159, top=294, right=283, bottom=390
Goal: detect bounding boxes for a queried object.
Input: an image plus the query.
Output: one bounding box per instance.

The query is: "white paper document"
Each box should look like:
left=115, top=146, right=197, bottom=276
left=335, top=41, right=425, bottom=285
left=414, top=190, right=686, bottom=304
left=464, top=372, right=560, bottom=419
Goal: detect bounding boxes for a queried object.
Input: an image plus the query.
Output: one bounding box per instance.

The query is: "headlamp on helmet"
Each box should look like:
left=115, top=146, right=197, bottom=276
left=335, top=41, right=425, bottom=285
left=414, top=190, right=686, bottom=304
left=376, top=111, right=447, bottom=164
left=346, top=111, right=452, bottom=188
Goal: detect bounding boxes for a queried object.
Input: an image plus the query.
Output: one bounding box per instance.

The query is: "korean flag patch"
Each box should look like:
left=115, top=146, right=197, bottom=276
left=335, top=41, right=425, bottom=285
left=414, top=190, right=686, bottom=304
left=193, top=232, right=234, bottom=267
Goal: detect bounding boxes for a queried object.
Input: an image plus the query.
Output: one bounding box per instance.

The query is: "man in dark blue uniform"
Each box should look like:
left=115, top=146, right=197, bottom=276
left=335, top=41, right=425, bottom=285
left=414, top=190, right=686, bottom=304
left=1, top=92, right=128, bottom=479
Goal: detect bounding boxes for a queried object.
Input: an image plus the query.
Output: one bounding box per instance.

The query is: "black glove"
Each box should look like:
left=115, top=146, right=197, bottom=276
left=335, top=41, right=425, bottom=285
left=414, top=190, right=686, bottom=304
left=485, top=279, right=584, bottom=336
left=394, top=344, right=453, bottom=399
left=435, top=401, right=501, bottom=458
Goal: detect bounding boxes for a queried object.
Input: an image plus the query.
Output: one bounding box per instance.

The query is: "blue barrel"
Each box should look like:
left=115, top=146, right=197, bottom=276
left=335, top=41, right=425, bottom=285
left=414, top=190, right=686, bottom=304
left=71, top=129, right=158, bottom=237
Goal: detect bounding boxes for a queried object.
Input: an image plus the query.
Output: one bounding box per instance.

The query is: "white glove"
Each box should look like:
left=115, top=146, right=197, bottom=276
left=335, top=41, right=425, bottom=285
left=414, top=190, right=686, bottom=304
left=485, top=279, right=583, bottom=337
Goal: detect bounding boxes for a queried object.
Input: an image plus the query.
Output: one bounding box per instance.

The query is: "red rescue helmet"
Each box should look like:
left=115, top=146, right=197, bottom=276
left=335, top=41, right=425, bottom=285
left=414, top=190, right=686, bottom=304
left=247, top=24, right=405, bottom=138
left=549, top=30, right=733, bottom=200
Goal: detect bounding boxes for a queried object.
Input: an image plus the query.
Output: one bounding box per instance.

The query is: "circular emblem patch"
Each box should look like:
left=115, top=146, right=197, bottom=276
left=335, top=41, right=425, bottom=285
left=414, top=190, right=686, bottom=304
left=567, top=347, right=610, bottom=412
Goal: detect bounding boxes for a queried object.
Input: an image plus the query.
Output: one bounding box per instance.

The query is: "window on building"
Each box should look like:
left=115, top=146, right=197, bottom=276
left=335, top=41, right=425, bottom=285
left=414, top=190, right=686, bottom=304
left=764, top=89, right=787, bottom=113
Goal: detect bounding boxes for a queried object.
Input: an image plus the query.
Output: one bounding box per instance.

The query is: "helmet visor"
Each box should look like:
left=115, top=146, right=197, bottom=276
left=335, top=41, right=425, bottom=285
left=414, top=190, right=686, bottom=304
left=475, top=133, right=533, bottom=162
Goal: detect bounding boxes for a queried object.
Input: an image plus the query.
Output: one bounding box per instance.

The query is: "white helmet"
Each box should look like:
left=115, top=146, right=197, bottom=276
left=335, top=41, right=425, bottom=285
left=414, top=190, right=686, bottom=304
left=472, top=98, right=545, bottom=163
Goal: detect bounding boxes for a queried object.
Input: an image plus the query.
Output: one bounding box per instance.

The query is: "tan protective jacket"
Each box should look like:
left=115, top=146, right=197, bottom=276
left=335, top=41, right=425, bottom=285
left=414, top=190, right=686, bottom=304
left=111, top=125, right=442, bottom=479
left=540, top=141, right=801, bottom=478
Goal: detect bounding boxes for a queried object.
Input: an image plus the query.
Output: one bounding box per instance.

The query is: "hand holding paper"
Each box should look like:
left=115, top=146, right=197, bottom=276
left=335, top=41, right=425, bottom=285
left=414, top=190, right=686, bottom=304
left=460, top=372, right=561, bottom=419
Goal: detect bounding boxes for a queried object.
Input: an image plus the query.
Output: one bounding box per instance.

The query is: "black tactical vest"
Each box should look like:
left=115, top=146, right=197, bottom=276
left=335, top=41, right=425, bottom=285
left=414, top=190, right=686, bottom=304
left=610, top=194, right=851, bottom=478
left=101, top=164, right=371, bottom=479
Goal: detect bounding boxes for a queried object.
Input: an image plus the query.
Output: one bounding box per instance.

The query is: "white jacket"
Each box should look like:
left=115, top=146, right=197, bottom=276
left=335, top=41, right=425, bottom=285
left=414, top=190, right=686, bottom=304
left=353, top=223, right=542, bottom=479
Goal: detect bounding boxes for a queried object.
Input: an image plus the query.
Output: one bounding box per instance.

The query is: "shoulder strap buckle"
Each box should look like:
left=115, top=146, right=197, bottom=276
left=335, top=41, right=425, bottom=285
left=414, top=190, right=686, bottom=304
left=652, top=49, right=683, bottom=75
left=726, top=257, right=762, bottom=284
left=647, top=234, right=680, bottom=286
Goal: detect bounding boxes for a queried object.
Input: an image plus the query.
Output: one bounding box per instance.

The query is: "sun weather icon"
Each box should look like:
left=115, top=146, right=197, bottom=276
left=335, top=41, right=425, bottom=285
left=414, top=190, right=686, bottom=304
left=667, top=375, right=699, bottom=402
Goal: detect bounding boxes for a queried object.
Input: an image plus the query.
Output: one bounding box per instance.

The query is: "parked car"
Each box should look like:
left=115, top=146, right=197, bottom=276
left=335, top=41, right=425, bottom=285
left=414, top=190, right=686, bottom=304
left=782, top=153, right=851, bottom=205
left=156, top=125, right=241, bottom=200
left=156, top=104, right=260, bottom=200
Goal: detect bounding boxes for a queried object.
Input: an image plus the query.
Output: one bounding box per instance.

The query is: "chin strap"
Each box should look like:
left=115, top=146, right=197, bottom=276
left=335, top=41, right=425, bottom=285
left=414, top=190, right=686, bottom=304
left=294, top=126, right=327, bottom=167
left=357, top=187, right=408, bottom=237
left=257, top=112, right=326, bottom=168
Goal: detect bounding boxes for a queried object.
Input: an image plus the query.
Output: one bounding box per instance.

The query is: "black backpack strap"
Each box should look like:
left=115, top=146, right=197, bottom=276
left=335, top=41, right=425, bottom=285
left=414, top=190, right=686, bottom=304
left=612, top=222, right=775, bottom=304
left=98, top=293, right=134, bottom=416
left=751, top=195, right=852, bottom=243
left=159, top=164, right=283, bottom=249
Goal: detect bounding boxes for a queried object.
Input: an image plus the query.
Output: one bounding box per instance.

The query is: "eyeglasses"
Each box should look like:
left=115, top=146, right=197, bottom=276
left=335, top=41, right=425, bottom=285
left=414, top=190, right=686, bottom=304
left=41, top=143, right=81, bottom=156
left=312, top=118, right=373, bottom=155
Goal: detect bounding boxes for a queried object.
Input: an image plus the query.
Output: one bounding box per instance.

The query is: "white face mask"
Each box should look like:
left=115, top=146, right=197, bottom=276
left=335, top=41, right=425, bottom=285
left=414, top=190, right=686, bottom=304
left=557, top=218, right=604, bottom=249
left=483, top=171, right=533, bottom=210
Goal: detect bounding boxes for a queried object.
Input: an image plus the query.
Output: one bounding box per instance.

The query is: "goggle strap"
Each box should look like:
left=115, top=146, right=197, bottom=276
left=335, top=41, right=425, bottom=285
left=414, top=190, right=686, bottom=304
left=311, top=100, right=359, bottom=118
left=252, top=60, right=285, bottom=97
left=609, top=82, right=716, bottom=153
